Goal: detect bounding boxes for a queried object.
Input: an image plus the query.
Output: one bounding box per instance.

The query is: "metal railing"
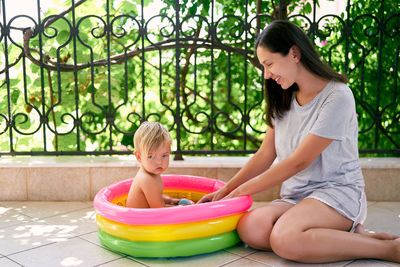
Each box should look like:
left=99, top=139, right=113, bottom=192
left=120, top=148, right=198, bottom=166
left=0, top=0, right=399, bottom=157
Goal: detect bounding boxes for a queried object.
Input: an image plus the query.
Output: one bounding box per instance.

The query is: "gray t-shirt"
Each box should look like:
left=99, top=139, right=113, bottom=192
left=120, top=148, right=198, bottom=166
left=274, top=80, right=364, bottom=199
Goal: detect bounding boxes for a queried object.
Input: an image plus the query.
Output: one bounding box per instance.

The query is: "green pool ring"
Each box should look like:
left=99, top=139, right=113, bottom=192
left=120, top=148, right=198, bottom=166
left=98, top=229, right=240, bottom=258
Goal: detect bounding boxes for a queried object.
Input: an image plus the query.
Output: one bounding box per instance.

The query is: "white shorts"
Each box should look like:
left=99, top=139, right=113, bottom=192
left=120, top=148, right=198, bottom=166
left=276, top=185, right=367, bottom=232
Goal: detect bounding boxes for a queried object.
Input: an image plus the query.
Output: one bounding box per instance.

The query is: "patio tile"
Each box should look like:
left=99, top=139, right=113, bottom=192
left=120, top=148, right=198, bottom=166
left=245, top=251, right=352, bottom=266
left=0, top=204, right=94, bottom=256
left=96, top=257, right=148, bottom=266
left=79, top=231, right=102, bottom=246
left=131, top=250, right=242, bottom=267
left=221, top=257, right=271, bottom=266
left=0, top=257, right=22, bottom=267
left=40, top=207, right=97, bottom=237
left=224, top=242, right=257, bottom=257
left=363, top=202, right=400, bottom=235
left=0, top=207, right=33, bottom=228
left=8, top=236, right=122, bottom=267
left=369, top=202, right=400, bottom=213
left=346, top=259, right=400, bottom=266
left=1, top=201, right=399, bottom=266
left=376, top=260, right=400, bottom=267
left=0, top=219, right=72, bottom=255
left=0, top=201, right=93, bottom=219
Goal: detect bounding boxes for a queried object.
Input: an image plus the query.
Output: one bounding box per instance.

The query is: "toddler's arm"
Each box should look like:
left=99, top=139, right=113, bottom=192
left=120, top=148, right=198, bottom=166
left=141, top=176, right=165, bottom=208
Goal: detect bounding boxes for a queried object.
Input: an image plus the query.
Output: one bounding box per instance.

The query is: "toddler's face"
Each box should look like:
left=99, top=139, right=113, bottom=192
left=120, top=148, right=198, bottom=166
left=140, top=142, right=171, bottom=175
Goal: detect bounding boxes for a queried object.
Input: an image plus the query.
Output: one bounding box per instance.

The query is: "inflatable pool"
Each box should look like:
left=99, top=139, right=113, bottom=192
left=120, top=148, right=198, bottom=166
left=93, top=175, right=252, bottom=258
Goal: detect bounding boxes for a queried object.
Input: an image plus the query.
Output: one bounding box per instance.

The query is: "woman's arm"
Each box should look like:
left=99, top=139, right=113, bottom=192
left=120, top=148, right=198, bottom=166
left=198, top=128, right=277, bottom=203
left=223, top=133, right=333, bottom=199
left=224, top=127, right=277, bottom=192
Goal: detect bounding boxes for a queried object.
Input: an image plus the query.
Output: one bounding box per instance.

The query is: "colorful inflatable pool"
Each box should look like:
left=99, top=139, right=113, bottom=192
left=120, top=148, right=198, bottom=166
left=93, top=175, right=253, bottom=258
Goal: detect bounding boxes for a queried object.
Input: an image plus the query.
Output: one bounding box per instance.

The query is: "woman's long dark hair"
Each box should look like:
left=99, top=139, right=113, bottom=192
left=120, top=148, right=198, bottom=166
left=255, top=20, right=347, bottom=127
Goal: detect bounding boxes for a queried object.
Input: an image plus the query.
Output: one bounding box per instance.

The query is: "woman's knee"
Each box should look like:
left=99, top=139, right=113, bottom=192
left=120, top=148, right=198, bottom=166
left=237, top=207, right=278, bottom=250
left=270, top=220, right=305, bottom=261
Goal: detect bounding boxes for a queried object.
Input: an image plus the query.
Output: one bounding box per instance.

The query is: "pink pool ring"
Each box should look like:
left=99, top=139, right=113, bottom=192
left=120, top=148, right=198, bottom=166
left=94, top=174, right=253, bottom=225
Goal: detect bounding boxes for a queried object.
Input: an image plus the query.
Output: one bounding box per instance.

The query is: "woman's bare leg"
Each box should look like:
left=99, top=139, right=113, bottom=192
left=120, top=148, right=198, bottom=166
left=269, top=198, right=400, bottom=263
left=237, top=200, right=293, bottom=250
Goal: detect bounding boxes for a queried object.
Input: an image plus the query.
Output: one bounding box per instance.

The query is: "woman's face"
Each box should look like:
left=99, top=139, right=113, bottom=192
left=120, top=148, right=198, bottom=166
left=256, top=45, right=300, bottom=89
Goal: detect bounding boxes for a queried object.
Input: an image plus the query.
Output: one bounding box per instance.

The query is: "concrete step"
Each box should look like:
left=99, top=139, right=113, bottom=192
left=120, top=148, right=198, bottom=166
left=0, top=156, right=398, bottom=201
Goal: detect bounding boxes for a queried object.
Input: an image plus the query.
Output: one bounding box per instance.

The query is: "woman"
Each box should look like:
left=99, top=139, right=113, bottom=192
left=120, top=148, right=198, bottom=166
left=199, top=20, right=399, bottom=263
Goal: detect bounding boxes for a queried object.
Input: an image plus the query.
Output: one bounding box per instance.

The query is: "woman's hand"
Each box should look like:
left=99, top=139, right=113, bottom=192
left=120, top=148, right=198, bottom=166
left=222, top=187, right=243, bottom=200
left=197, top=187, right=230, bottom=203
left=197, top=191, right=217, bottom=203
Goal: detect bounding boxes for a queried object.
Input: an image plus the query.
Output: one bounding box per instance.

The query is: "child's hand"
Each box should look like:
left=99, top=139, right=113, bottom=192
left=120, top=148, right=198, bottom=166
left=162, top=194, right=180, bottom=206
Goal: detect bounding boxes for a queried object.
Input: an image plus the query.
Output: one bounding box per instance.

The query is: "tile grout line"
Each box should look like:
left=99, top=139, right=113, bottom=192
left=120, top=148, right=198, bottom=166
left=242, top=254, right=283, bottom=266
left=218, top=254, right=273, bottom=267
left=224, top=253, right=260, bottom=260
left=339, top=259, right=355, bottom=266
left=370, top=259, right=400, bottom=267
left=5, top=241, right=58, bottom=258
left=0, top=212, right=41, bottom=230
left=219, top=246, right=266, bottom=267
left=125, top=256, right=153, bottom=267
left=2, top=255, right=24, bottom=267
left=6, top=232, right=117, bottom=265
left=76, top=235, right=152, bottom=266
left=223, top=246, right=259, bottom=258
left=93, top=256, right=150, bottom=267
left=217, top=257, right=245, bottom=267
left=74, top=230, right=98, bottom=239
left=76, top=234, right=121, bottom=254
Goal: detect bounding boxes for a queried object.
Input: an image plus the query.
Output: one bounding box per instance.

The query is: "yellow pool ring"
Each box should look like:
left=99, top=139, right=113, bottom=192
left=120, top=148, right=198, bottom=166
left=96, top=212, right=244, bottom=242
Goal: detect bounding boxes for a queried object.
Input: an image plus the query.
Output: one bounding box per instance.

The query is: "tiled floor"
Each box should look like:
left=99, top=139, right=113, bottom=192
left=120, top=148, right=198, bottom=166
left=0, top=201, right=399, bottom=267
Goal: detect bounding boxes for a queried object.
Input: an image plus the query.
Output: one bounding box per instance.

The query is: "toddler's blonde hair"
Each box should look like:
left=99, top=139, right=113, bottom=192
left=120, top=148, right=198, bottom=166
left=134, top=122, right=172, bottom=155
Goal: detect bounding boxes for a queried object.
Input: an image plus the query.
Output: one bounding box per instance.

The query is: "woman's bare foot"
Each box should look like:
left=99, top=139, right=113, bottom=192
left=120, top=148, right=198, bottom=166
left=355, top=224, right=399, bottom=240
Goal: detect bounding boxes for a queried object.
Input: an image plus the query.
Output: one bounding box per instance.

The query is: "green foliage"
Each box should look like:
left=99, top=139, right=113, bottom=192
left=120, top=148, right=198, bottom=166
left=0, top=0, right=398, bottom=155
left=314, top=0, right=399, bottom=156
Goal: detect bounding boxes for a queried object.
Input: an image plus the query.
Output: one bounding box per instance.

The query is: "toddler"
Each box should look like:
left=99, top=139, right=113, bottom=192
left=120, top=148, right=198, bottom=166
left=126, top=121, right=180, bottom=208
